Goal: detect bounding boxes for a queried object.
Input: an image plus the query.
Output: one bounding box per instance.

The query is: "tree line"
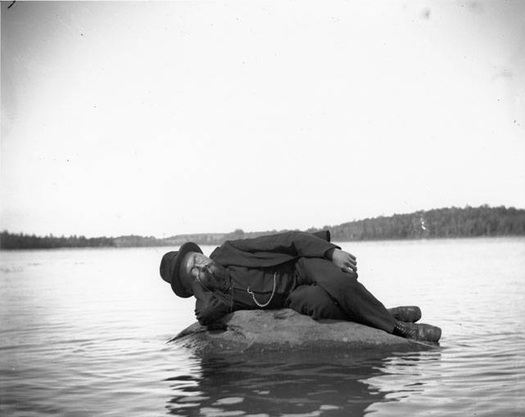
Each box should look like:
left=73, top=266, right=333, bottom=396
left=323, top=205, right=525, bottom=241
left=0, top=233, right=115, bottom=250
left=1, top=205, right=524, bottom=250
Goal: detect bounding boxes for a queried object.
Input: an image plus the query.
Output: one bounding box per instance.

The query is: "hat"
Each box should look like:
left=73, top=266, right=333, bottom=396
left=159, top=242, right=203, bottom=298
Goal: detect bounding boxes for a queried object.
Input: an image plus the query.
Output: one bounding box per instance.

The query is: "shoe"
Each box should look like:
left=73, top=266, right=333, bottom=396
left=393, top=321, right=442, bottom=343
left=388, top=306, right=422, bottom=323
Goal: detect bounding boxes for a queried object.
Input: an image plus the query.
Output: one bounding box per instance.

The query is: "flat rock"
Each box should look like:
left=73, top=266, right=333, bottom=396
left=170, top=309, right=433, bottom=355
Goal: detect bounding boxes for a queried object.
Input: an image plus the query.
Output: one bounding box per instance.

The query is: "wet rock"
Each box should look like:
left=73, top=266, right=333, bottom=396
left=170, top=309, right=431, bottom=355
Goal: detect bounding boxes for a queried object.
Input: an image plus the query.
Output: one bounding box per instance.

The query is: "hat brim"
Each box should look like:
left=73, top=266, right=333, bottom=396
left=171, top=242, right=203, bottom=298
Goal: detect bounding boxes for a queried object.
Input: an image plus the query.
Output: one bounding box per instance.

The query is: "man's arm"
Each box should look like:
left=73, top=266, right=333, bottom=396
left=193, top=284, right=231, bottom=326
left=225, top=231, right=339, bottom=259
left=212, top=230, right=357, bottom=274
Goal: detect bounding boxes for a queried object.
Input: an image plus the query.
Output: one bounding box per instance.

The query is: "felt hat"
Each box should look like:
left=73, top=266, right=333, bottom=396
left=159, top=242, right=203, bottom=298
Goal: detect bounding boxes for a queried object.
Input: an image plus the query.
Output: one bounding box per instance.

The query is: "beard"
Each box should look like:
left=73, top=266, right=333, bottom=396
left=199, top=261, right=230, bottom=292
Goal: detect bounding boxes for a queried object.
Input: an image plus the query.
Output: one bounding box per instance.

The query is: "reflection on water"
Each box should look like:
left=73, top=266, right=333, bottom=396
left=164, top=350, right=398, bottom=416
left=1, top=239, right=524, bottom=416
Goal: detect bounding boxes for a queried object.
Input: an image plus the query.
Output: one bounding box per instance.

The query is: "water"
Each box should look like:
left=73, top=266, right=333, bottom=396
left=1, top=238, right=524, bottom=416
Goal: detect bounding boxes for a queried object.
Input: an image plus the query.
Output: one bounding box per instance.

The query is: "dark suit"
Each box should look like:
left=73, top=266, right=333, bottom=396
left=193, top=231, right=396, bottom=333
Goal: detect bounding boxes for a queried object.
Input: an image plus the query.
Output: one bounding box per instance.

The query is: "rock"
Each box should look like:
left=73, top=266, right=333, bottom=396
left=169, top=309, right=433, bottom=355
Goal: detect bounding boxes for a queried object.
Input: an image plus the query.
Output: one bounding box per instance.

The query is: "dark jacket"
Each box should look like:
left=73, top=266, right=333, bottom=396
left=193, top=230, right=339, bottom=325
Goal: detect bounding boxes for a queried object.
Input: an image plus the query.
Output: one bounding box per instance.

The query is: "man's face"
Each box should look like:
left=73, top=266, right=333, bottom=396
left=180, top=252, right=229, bottom=293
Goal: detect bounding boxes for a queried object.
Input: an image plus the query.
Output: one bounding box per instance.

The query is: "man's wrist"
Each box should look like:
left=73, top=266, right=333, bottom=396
left=325, top=248, right=336, bottom=260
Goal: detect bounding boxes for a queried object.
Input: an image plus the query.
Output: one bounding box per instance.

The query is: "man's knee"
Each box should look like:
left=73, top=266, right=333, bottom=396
left=286, top=285, right=348, bottom=320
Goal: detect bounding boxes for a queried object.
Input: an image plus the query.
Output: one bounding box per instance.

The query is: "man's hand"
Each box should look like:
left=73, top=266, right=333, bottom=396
left=331, top=249, right=357, bottom=274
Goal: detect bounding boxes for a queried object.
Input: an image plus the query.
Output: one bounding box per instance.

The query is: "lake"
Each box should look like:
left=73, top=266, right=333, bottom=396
left=1, top=238, right=524, bottom=416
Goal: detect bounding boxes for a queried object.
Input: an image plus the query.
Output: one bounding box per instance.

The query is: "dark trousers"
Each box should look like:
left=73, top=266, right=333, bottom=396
left=287, top=258, right=397, bottom=333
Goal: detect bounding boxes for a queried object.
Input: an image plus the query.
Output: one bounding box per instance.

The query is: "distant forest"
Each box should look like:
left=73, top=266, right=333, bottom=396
left=324, top=205, right=525, bottom=241
left=1, top=205, right=524, bottom=250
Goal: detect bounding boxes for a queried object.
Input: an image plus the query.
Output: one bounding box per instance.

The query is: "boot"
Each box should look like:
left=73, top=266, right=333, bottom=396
left=388, top=306, right=422, bottom=323
left=393, top=321, right=441, bottom=343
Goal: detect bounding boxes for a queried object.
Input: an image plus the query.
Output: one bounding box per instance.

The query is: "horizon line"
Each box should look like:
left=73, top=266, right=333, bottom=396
left=2, top=204, right=523, bottom=240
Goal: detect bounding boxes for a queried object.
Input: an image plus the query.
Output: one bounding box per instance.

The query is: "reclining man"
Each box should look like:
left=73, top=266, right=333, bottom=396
left=160, top=230, right=441, bottom=343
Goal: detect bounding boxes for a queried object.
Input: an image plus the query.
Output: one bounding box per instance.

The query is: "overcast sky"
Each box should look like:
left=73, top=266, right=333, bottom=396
left=1, top=0, right=524, bottom=238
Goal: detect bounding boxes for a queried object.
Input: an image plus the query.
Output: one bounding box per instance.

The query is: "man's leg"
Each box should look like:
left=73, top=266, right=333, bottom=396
left=286, top=284, right=349, bottom=320
left=287, top=285, right=422, bottom=323
left=295, top=258, right=397, bottom=333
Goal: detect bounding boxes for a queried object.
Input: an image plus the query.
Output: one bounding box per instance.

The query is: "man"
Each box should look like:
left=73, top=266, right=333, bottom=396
left=160, top=230, right=441, bottom=343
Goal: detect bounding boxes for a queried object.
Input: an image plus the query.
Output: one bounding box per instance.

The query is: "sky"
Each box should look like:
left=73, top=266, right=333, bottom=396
left=1, top=0, right=524, bottom=238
